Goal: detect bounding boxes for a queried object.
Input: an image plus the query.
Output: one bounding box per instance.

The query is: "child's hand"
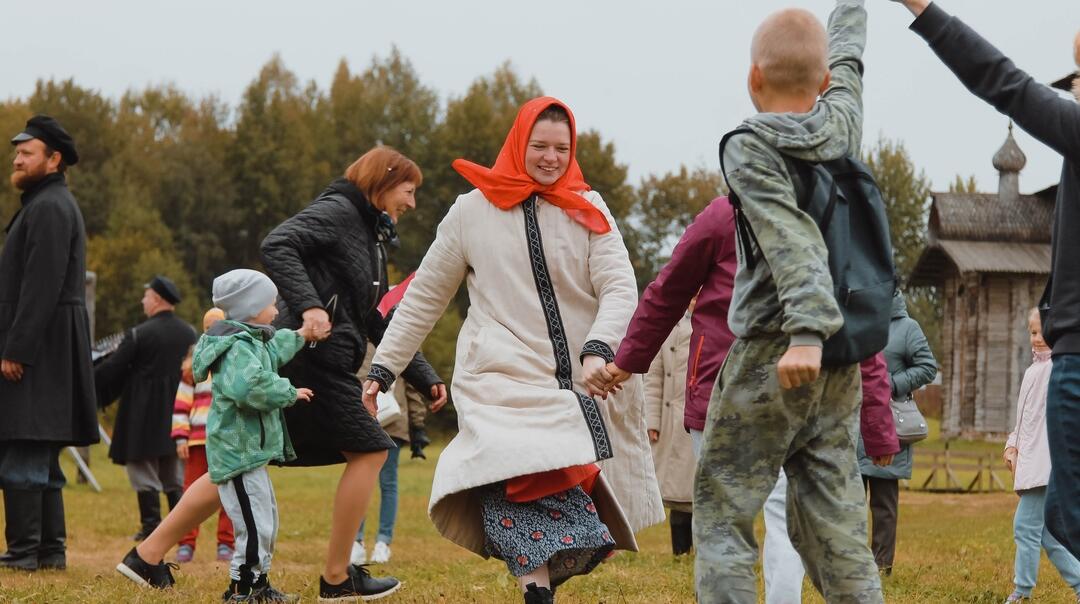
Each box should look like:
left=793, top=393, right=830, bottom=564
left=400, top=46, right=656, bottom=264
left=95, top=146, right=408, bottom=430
left=777, top=346, right=822, bottom=389
left=176, top=441, right=189, bottom=460
left=648, top=429, right=659, bottom=443
left=582, top=355, right=615, bottom=400
left=296, top=387, right=314, bottom=403
left=1004, top=446, right=1018, bottom=473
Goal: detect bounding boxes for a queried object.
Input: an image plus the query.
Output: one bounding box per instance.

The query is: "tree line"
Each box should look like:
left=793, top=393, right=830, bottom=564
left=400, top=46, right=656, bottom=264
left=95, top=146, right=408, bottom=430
left=0, top=50, right=940, bottom=406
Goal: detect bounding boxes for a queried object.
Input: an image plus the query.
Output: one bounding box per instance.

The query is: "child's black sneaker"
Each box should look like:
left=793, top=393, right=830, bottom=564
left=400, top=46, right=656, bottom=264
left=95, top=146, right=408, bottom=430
left=222, top=579, right=253, bottom=602
left=116, top=547, right=177, bottom=589
left=318, top=564, right=401, bottom=602
left=253, top=575, right=300, bottom=603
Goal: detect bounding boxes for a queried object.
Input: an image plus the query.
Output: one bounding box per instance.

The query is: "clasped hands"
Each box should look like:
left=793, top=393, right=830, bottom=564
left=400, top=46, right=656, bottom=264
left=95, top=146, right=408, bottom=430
left=584, top=356, right=632, bottom=400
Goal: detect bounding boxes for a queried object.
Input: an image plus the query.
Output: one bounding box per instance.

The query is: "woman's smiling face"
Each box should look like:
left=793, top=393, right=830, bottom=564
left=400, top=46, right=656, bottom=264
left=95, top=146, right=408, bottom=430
left=524, top=119, right=572, bottom=186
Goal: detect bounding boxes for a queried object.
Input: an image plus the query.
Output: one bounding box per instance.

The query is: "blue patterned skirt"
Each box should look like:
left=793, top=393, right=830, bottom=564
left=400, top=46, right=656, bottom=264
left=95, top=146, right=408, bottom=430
left=480, top=482, right=616, bottom=586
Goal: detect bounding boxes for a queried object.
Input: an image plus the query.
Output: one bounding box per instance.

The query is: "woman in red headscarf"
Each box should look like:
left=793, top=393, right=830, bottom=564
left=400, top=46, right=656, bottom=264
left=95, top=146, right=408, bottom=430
left=362, top=97, right=663, bottom=602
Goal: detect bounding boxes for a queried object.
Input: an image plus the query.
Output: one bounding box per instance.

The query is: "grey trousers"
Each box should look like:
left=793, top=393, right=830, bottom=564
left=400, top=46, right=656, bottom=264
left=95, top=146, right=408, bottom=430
left=125, top=454, right=184, bottom=493
left=218, top=466, right=278, bottom=588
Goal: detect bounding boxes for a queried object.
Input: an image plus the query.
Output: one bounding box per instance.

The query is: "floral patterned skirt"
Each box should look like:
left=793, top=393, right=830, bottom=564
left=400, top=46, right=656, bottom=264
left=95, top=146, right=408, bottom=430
left=480, top=482, right=616, bottom=586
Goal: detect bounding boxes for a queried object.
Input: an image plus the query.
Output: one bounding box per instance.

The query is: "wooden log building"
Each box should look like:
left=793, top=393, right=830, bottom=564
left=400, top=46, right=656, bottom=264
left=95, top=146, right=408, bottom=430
left=909, top=126, right=1054, bottom=437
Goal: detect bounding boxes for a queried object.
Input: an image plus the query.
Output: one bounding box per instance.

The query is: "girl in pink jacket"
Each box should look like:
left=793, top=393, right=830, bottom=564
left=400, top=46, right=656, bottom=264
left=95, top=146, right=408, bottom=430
left=1002, top=308, right=1080, bottom=603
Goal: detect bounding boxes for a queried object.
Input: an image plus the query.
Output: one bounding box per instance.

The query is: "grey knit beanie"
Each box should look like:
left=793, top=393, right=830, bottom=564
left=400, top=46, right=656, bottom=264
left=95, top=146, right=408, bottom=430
left=212, top=269, right=278, bottom=322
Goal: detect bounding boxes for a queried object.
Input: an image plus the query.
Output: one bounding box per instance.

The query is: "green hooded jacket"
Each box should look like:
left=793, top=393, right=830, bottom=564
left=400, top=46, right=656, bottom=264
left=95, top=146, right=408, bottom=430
left=192, top=320, right=306, bottom=483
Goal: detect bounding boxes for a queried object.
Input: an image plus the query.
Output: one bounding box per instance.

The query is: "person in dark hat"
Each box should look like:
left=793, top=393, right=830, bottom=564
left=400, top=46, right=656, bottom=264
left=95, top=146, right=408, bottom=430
left=0, top=114, right=98, bottom=571
left=95, top=275, right=197, bottom=541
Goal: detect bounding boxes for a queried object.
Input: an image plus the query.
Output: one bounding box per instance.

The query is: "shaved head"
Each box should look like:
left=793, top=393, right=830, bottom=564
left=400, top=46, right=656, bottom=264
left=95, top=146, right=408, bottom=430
left=751, top=8, right=829, bottom=97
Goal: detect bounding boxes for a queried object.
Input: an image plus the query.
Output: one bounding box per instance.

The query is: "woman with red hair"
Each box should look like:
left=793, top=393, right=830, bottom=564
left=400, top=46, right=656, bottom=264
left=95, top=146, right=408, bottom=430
left=363, top=98, right=662, bottom=603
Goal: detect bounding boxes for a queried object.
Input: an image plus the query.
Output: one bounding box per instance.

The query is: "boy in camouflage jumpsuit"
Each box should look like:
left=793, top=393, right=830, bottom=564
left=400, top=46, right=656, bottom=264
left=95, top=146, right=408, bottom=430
left=695, top=1, right=883, bottom=602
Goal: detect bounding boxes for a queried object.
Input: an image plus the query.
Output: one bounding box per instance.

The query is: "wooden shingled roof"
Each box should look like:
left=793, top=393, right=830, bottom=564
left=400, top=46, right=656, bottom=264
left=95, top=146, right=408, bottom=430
left=909, top=190, right=1055, bottom=286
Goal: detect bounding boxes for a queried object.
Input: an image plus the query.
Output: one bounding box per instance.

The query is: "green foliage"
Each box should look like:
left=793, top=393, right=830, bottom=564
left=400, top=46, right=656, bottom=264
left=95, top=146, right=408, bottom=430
left=949, top=174, right=979, bottom=193
left=623, top=166, right=725, bottom=290
left=863, top=138, right=941, bottom=359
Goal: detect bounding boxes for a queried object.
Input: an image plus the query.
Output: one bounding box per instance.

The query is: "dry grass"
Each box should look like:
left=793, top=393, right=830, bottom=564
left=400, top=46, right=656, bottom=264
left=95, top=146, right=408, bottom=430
left=0, top=443, right=1076, bottom=603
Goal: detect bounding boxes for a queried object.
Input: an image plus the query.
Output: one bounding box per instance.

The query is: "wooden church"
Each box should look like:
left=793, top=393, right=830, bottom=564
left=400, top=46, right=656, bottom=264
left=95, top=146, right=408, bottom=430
left=909, top=126, right=1054, bottom=437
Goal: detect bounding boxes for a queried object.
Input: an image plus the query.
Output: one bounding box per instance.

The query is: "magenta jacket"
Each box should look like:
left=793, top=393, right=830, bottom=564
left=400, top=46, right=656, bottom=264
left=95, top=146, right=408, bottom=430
left=614, top=197, right=737, bottom=432
left=860, top=352, right=900, bottom=458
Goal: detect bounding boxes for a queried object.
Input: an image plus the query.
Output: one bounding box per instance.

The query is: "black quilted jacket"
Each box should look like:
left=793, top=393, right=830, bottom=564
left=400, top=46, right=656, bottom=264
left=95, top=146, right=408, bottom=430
left=261, top=178, right=441, bottom=405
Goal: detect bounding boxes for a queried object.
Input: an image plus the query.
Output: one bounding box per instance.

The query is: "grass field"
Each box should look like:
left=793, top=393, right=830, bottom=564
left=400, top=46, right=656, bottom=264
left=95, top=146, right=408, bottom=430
left=0, top=439, right=1077, bottom=603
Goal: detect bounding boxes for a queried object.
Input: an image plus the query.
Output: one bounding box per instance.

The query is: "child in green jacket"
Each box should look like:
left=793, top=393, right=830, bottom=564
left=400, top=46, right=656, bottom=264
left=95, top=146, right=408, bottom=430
left=193, top=269, right=313, bottom=602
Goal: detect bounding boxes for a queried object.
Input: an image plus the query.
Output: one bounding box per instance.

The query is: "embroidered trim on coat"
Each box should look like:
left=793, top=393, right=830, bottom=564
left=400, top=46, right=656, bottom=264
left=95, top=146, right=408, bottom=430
left=367, top=364, right=395, bottom=393
left=522, top=198, right=612, bottom=461
left=580, top=340, right=614, bottom=364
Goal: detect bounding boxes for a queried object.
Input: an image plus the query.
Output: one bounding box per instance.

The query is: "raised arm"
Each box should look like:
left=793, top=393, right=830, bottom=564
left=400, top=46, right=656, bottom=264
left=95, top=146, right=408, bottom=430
left=893, top=0, right=1080, bottom=158
left=821, top=0, right=869, bottom=154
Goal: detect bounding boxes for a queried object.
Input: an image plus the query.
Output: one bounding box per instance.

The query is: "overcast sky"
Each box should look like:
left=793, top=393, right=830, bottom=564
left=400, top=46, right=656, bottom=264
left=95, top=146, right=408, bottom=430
left=3, top=0, right=1076, bottom=196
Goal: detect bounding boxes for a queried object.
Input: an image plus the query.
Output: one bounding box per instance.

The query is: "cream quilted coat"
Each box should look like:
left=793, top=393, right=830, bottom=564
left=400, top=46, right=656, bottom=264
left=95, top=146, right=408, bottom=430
left=370, top=189, right=663, bottom=556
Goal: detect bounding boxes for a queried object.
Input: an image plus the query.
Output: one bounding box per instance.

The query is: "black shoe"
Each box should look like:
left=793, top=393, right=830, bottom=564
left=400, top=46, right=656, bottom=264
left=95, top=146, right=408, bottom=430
left=133, top=491, right=161, bottom=541
left=252, top=575, right=299, bottom=603
left=1, top=489, right=42, bottom=571
left=669, top=510, right=693, bottom=556
left=222, top=579, right=253, bottom=602
left=38, top=488, right=66, bottom=570
left=116, top=547, right=177, bottom=589
left=524, top=582, right=554, bottom=604
left=318, top=564, right=401, bottom=602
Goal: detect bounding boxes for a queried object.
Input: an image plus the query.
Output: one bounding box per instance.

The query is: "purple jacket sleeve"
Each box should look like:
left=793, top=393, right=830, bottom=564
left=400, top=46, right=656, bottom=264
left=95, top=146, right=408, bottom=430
left=860, top=352, right=900, bottom=458
left=613, top=204, right=719, bottom=374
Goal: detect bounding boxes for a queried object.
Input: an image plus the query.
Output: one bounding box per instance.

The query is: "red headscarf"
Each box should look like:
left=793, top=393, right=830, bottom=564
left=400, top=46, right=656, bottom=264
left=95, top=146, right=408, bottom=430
left=452, top=96, right=611, bottom=234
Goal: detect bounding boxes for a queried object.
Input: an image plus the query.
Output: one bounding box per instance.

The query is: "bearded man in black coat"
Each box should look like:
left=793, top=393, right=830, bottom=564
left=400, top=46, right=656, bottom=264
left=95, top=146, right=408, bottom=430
left=0, top=115, right=98, bottom=571
left=95, top=276, right=197, bottom=540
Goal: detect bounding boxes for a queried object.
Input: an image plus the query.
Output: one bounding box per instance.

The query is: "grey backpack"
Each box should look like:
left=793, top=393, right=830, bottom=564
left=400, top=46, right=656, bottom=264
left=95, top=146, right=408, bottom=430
left=719, top=128, right=896, bottom=366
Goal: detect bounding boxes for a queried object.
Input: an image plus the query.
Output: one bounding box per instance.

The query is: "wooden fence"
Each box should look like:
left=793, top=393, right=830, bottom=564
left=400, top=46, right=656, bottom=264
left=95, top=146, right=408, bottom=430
left=904, top=445, right=1008, bottom=493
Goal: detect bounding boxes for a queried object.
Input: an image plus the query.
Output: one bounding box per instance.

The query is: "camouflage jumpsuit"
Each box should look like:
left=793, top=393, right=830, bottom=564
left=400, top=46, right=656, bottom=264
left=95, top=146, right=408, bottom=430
left=694, top=1, right=883, bottom=602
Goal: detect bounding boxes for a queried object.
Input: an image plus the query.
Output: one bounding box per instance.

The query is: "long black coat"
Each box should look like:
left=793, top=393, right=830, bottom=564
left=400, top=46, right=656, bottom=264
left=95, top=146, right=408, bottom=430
left=94, top=311, right=196, bottom=464
left=0, top=173, right=98, bottom=446
left=261, top=178, right=441, bottom=466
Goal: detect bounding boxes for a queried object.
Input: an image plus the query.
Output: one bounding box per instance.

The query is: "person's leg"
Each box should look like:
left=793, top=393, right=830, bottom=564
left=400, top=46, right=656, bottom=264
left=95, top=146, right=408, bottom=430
left=160, top=454, right=185, bottom=512
left=784, top=364, right=882, bottom=603
left=1013, top=489, right=1045, bottom=597
left=866, top=477, right=900, bottom=573
left=376, top=443, right=401, bottom=545
left=0, top=442, right=52, bottom=570
left=518, top=565, right=551, bottom=591
left=669, top=509, right=693, bottom=555
left=1027, top=484, right=1080, bottom=596
left=690, top=429, right=704, bottom=461
left=694, top=339, right=801, bottom=604
left=763, top=469, right=805, bottom=604
left=1046, top=354, right=1080, bottom=557
left=322, top=449, right=388, bottom=584
left=38, top=447, right=67, bottom=569
left=135, top=473, right=220, bottom=564
left=178, top=447, right=208, bottom=549
left=126, top=459, right=165, bottom=540
left=218, top=467, right=276, bottom=595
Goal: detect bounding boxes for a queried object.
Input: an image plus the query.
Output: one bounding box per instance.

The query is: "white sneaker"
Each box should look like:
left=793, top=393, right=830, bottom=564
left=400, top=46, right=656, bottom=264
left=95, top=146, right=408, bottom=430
left=371, top=541, right=391, bottom=564
left=350, top=540, right=366, bottom=566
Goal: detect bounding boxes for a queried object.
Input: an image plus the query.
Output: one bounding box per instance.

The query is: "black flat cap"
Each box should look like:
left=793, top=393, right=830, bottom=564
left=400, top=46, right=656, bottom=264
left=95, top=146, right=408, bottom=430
left=11, top=115, right=79, bottom=166
left=144, top=275, right=182, bottom=305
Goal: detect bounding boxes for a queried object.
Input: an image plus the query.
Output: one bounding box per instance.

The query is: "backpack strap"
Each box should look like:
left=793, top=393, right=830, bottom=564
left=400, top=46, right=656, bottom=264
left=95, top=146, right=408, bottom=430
left=718, top=128, right=763, bottom=270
